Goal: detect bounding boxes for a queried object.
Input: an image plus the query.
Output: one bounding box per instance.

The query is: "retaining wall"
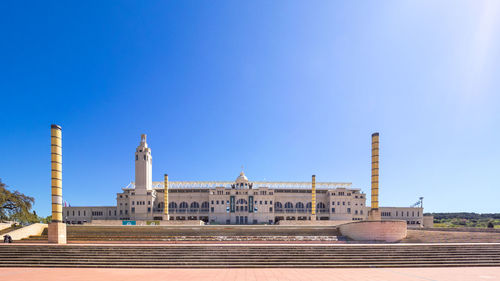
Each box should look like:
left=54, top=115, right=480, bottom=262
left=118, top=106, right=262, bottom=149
left=87, top=220, right=204, bottom=226
left=3, top=223, right=47, bottom=241
left=278, top=220, right=350, bottom=226
left=0, top=222, right=14, bottom=232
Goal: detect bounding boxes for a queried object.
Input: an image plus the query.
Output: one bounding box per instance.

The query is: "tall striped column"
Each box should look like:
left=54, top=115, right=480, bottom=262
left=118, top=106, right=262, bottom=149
left=51, top=125, right=63, bottom=222
left=48, top=124, right=66, bottom=244
left=311, top=175, right=316, bottom=220
left=164, top=174, right=169, bottom=220
left=371, top=133, right=379, bottom=210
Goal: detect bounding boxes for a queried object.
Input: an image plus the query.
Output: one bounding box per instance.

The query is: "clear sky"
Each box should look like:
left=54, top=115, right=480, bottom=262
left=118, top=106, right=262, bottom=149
left=1, top=1, right=499, bottom=216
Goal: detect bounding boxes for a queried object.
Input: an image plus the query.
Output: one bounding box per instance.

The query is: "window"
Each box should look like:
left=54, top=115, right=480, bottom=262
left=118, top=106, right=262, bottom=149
left=132, top=201, right=134, bottom=205
left=136, top=155, right=138, bottom=160
left=360, top=210, right=363, bottom=215
left=331, top=208, right=335, bottom=213
left=295, top=202, right=304, bottom=211
left=342, top=202, right=345, bottom=206
left=72, top=211, right=75, bottom=216
left=269, top=207, right=273, bottom=212
left=144, top=155, right=146, bottom=160
left=120, top=210, right=123, bottom=215
left=355, top=210, right=358, bottom=215
left=211, top=207, right=214, bottom=213
left=148, top=201, right=150, bottom=205
left=337, top=202, right=340, bottom=205
left=131, top=207, right=135, bottom=213
left=125, top=210, right=128, bottom=214
left=147, top=207, right=151, bottom=212
left=78, top=211, right=80, bottom=216
left=347, top=208, right=351, bottom=214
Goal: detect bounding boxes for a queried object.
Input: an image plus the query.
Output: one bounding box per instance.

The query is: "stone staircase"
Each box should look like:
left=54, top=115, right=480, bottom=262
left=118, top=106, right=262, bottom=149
left=1, top=244, right=500, bottom=268
left=21, top=225, right=339, bottom=242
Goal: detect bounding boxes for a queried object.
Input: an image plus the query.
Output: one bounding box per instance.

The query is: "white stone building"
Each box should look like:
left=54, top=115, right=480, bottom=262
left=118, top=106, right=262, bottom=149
left=63, top=135, right=424, bottom=225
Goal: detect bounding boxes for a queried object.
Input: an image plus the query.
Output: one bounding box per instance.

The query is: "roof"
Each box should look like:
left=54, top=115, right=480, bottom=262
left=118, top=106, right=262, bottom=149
left=123, top=181, right=356, bottom=190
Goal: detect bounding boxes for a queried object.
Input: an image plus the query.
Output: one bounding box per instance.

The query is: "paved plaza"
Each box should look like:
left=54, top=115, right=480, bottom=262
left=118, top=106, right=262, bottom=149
left=1, top=267, right=499, bottom=281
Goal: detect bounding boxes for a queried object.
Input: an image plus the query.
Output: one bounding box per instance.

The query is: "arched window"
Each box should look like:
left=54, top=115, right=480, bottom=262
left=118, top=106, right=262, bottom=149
left=201, top=201, right=209, bottom=212
left=317, top=202, right=326, bottom=213
left=306, top=202, right=312, bottom=212
left=284, top=202, right=294, bottom=213
left=236, top=199, right=248, bottom=205
left=190, top=202, right=200, bottom=213
left=295, top=202, right=305, bottom=212
left=179, top=202, right=188, bottom=213
left=168, top=202, right=177, bottom=213
left=275, top=202, right=283, bottom=212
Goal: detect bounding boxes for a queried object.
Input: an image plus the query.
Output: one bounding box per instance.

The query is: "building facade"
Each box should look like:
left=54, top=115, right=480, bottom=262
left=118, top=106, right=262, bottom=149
left=63, top=135, right=423, bottom=225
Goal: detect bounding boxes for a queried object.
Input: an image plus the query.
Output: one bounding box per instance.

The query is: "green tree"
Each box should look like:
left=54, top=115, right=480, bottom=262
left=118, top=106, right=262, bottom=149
left=40, top=215, right=52, bottom=224
left=0, top=178, right=37, bottom=223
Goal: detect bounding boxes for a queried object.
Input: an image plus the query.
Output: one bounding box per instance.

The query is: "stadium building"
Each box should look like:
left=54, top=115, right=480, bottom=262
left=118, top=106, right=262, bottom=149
left=63, top=134, right=423, bottom=225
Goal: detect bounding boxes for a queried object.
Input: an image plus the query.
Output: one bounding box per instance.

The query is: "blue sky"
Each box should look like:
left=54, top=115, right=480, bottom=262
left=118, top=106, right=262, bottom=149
left=1, top=1, right=499, bottom=216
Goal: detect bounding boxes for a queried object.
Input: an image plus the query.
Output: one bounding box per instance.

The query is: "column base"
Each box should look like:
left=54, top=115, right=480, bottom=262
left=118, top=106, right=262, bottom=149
left=311, top=214, right=317, bottom=221
left=163, top=214, right=170, bottom=221
left=368, top=209, right=381, bottom=221
left=48, top=222, right=67, bottom=244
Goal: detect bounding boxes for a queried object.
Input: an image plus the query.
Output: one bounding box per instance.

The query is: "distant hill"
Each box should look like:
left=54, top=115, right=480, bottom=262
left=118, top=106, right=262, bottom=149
left=425, top=213, right=500, bottom=220
left=424, top=213, right=500, bottom=228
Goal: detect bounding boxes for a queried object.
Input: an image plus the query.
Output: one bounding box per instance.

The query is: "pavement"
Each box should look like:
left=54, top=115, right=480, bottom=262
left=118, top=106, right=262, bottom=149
left=1, top=267, right=500, bottom=281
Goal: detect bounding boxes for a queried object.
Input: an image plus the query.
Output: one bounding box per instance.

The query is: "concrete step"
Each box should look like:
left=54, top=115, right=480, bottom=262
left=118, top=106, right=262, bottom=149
left=1, top=244, right=500, bottom=268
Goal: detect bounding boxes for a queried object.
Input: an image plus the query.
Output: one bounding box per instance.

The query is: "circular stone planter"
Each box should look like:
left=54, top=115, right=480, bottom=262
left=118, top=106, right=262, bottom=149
left=338, top=220, right=407, bottom=242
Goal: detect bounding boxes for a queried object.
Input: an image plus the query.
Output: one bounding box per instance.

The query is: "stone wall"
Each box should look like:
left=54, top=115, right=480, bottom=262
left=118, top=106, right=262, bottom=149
left=0, top=222, right=14, bottom=232
left=4, top=223, right=47, bottom=241
left=277, top=220, right=350, bottom=226
left=87, top=220, right=204, bottom=226
left=339, top=220, right=407, bottom=242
